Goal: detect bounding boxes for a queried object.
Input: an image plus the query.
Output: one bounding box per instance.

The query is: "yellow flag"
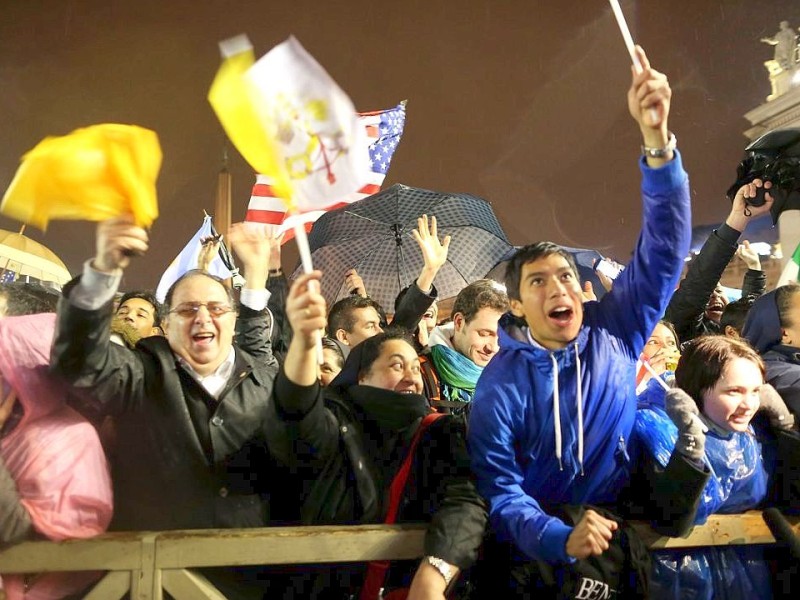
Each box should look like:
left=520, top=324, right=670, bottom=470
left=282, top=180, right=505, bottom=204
left=208, top=35, right=294, bottom=203
left=0, top=124, right=161, bottom=230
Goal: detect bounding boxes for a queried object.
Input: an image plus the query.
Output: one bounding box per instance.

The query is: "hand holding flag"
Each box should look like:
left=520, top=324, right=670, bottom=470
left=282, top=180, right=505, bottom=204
left=608, top=0, right=661, bottom=127
left=209, top=34, right=374, bottom=362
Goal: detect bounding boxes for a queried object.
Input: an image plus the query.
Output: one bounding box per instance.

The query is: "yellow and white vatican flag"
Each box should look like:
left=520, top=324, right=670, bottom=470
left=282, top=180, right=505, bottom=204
left=208, top=35, right=370, bottom=214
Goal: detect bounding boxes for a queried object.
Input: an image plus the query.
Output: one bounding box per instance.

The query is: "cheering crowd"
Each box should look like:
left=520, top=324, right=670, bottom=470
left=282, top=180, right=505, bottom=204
left=2, top=46, right=800, bottom=600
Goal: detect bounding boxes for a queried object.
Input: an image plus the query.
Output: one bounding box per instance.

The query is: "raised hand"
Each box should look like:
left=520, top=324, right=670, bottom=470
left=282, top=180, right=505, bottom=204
left=197, top=235, right=221, bottom=272
left=282, top=271, right=328, bottom=386
left=727, top=180, right=775, bottom=231
left=93, top=215, right=149, bottom=272
left=582, top=281, right=598, bottom=303
left=736, top=240, right=762, bottom=271
left=758, top=384, right=795, bottom=431
left=344, top=268, right=367, bottom=297
left=412, top=215, right=451, bottom=293
left=665, top=389, right=706, bottom=462
left=228, top=223, right=271, bottom=270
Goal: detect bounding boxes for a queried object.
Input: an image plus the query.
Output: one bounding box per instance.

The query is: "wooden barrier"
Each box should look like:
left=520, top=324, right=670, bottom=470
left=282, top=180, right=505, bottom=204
left=0, top=513, right=798, bottom=600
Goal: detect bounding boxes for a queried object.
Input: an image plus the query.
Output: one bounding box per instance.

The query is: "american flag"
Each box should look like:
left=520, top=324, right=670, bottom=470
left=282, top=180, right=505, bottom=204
left=0, top=268, right=17, bottom=283
left=244, top=101, right=406, bottom=242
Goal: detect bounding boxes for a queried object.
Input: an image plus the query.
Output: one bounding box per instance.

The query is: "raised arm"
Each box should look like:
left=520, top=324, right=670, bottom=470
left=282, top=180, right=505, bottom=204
left=266, top=271, right=339, bottom=466
left=598, top=46, right=691, bottom=355
left=393, top=215, right=450, bottom=332
left=664, top=182, right=773, bottom=341
left=51, top=215, right=150, bottom=415
left=228, top=222, right=277, bottom=367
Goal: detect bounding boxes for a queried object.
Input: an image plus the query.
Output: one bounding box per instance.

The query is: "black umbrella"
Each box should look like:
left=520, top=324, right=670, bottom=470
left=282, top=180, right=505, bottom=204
left=292, top=183, right=513, bottom=311
left=727, top=128, right=800, bottom=223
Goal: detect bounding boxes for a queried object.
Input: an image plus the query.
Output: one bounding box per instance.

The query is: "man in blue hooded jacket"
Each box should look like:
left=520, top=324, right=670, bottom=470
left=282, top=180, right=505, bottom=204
left=468, top=46, right=691, bottom=568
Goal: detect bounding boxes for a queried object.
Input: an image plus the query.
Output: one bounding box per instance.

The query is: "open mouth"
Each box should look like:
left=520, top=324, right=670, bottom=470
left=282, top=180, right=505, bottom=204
left=192, top=332, right=215, bottom=346
left=729, top=412, right=752, bottom=426
left=548, top=306, right=574, bottom=326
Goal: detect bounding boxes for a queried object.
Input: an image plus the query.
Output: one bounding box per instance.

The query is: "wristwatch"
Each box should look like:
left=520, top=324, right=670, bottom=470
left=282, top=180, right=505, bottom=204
left=426, top=556, right=455, bottom=586
left=641, top=132, right=677, bottom=159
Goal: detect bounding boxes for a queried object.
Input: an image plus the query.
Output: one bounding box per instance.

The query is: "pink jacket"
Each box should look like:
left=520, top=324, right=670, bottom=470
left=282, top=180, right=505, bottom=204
left=0, top=313, right=113, bottom=599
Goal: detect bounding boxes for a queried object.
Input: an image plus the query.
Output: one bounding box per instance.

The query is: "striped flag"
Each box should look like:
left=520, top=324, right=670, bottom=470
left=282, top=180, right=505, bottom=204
left=244, top=101, right=406, bottom=242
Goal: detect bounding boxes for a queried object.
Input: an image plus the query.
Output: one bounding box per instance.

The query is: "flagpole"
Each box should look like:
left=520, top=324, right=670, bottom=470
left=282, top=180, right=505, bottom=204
left=215, top=147, right=232, bottom=240
left=294, top=221, right=324, bottom=364
left=607, top=0, right=660, bottom=125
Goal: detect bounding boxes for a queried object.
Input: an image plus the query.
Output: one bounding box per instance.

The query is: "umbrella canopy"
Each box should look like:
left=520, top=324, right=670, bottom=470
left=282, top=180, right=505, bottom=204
left=0, top=228, right=71, bottom=285
left=293, top=183, right=513, bottom=311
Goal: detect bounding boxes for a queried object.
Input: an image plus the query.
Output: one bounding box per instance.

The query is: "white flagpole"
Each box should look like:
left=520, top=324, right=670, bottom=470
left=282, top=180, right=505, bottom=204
left=608, top=0, right=660, bottom=125
left=608, top=0, right=642, bottom=73
left=294, top=222, right=325, bottom=364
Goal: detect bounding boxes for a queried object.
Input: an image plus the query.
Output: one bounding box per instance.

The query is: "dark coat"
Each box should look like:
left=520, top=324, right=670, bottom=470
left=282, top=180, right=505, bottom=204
left=665, top=224, right=765, bottom=343
left=50, top=282, right=279, bottom=532
left=267, top=371, right=487, bottom=596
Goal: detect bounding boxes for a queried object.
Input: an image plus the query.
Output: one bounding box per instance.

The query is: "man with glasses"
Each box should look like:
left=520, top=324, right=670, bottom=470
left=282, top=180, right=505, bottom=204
left=51, top=215, right=280, bottom=599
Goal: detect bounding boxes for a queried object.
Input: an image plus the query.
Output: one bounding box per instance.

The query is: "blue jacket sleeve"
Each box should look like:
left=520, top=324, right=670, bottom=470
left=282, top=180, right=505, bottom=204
left=598, top=151, right=691, bottom=356
left=468, top=376, right=574, bottom=564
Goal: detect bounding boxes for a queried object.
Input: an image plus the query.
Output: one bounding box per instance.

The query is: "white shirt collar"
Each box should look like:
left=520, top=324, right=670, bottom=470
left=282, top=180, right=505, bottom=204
left=177, top=346, right=236, bottom=399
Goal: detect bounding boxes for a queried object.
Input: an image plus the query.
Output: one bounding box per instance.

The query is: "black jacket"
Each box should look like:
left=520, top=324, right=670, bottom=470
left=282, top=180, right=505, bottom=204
left=50, top=282, right=279, bottom=532
left=267, top=370, right=487, bottom=596
left=665, top=224, right=765, bottom=343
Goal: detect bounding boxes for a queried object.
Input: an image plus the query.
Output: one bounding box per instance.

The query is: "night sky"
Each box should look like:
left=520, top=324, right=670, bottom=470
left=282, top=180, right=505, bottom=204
left=1, top=0, right=796, bottom=292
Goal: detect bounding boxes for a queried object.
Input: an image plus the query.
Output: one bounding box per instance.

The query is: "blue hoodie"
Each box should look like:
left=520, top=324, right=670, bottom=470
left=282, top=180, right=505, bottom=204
left=468, top=152, right=691, bottom=563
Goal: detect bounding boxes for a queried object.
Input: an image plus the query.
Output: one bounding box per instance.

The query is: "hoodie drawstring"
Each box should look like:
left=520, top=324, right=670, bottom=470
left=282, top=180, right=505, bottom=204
left=550, top=346, right=585, bottom=476
left=550, top=354, right=563, bottom=471
left=574, top=343, right=584, bottom=476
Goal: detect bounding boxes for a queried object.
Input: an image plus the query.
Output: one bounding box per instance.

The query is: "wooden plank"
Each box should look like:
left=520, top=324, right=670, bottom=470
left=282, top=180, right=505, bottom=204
left=130, top=534, right=160, bottom=600
left=632, top=511, right=800, bottom=549
left=83, top=571, right=132, bottom=600
left=155, top=524, right=427, bottom=569
left=0, top=536, right=144, bottom=573
left=162, top=568, right=228, bottom=600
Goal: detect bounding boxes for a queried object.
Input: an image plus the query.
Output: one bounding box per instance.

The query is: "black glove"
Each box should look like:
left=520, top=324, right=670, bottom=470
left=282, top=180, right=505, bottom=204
left=758, top=384, right=796, bottom=431
left=665, top=388, right=705, bottom=463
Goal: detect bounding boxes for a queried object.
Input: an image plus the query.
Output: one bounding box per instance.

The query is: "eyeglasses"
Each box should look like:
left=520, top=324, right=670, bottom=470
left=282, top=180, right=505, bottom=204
left=168, top=302, right=235, bottom=318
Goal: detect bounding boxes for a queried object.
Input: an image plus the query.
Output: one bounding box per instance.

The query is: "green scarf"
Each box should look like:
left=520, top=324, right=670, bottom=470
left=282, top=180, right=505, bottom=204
left=429, top=343, right=483, bottom=401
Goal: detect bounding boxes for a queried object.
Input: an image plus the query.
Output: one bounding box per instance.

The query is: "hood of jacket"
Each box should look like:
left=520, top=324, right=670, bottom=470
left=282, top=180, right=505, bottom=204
left=743, top=289, right=783, bottom=353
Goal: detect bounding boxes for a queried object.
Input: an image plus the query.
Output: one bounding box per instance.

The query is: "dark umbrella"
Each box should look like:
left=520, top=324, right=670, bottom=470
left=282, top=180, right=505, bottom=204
left=727, top=128, right=800, bottom=224
left=292, top=183, right=513, bottom=311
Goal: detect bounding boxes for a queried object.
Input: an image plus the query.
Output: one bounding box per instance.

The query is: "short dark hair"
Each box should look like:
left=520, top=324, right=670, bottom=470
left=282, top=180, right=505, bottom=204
left=356, top=328, right=415, bottom=381
left=451, top=279, right=509, bottom=324
left=163, top=270, right=235, bottom=311
left=720, top=295, right=757, bottom=335
left=675, top=335, right=765, bottom=411
left=775, top=283, right=800, bottom=329
left=321, top=336, right=345, bottom=370
left=117, top=289, right=163, bottom=328
left=504, top=242, right=578, bottom=302
left=327, top=295, right=386, bottom=336
left=0, top=282, right=59, bottom=316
